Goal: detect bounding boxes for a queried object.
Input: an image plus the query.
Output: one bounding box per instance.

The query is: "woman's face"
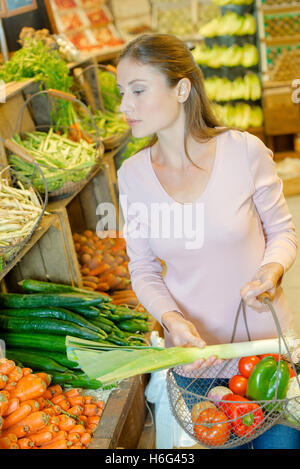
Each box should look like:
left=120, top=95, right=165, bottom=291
left=116, top=58, right=182, bottom=138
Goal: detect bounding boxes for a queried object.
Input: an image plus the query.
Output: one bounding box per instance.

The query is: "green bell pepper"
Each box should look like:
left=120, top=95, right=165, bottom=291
left=246, top=356, right=290, bottom=403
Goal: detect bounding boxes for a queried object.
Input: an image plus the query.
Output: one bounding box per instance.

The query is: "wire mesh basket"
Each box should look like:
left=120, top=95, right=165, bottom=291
left=0, top=163, right=48, bottom=269
left=166, top=296, right=300, bottom=449
left=73, top=64, right=131, bottom=150
left=7, top=89, right=105, bottom=201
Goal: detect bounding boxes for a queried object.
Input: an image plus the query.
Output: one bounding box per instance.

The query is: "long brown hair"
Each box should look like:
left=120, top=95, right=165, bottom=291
left=116, top=33, right=229, bottom=168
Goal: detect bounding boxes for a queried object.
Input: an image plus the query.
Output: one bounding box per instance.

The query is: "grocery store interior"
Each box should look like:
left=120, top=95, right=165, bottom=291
left=0, top=0, right=299, bottom=451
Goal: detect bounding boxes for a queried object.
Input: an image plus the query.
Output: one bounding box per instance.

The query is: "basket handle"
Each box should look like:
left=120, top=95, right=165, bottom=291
left=4, top=139, right=35, bottom=164
left=257, top=292, right=272, bottom=302
left=47, top=89, right=77, bottom=103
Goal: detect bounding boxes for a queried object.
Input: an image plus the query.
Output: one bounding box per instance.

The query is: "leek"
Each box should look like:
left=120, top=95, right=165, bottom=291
left=66, top=331, right=300, bottom=387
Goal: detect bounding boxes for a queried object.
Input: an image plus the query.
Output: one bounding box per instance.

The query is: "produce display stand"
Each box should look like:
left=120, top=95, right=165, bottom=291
left=0, top=75, right=156, bottom=449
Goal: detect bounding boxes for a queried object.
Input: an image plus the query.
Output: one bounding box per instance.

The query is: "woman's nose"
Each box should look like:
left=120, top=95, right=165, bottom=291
left=120, top=94, right=133, bottom=114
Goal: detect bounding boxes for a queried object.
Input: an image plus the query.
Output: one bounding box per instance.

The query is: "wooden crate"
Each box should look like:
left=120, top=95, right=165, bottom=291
left=262, top=84, right=300, bottom=135
left=3, top=211, right=82, bottom=292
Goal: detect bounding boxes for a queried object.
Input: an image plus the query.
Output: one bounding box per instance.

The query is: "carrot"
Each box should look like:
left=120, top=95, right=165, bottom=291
left=64, top=388, right=80, bottom=399
left=68, top=396, right=84, bottom=407
left=7, top=366, right=23, bottom=383
left=42, top=389, right=52, bottom=400
left=44, top=423, right=59, bottom=435
left=80, top=267, right=90, bottom=276
left=10, top=375, right=46, bottom=402
left=49, top=415, right=60, bottom=426
left=0, top=436, right=14, bottom=449
left=4, top=381, right=17, bottom=393
left=9, top=411, right=49, bottom=436
left=18, top=437, right=35, bottom=449
left=51, top=393, right=65, bottom=405
left=89, top=263, right=111, bottom=277
left=112, top=298, right=139, bottom=307
left=83, top=395, right=95, bottom=405
left=95, top=282, right=110, bottom=291
left=82, top=281, right=97, bottom=290
left=68, top=405, right=83, bottom=416
left=95, top=400, right=105, bottom=410
left=86, top=415, right=100, bottom=427
left=80, top=432, right=91, bottom=447
left=0, top=374, right=8, bottom=389
left=82, top=276, right=100, bottom=284
left=35, top=372, right=52, bottom=387
left=82, top=404, right=97, bottom=417
left=0, top=392, right=9, bottom=416
left=57, top=414, right=76, bottom=432
left=22, top=368, right=33, bottom=376
left=58, top=399, right=70, bottom=412
left=0, top=358, right=15, bottom=375
left=21, top=399, right=40, bottom=412
left=43, top=407, right=56, bottom=417
left=85, top=424, right=97, bottom=434
left=111, top=265, right=128, bottom=277
left=37, top=397, right=46, bottom=410
left=67, top=432, right=81, bottom=444
left=47, top=384, right=62, bottom=397
left=29, top=431, right=53, bottom=447
left=40, top=438, right=68, bottom=449
left=0, top=415, right=2, bottom=431
left=69, top=444, right=83, bottom=449
left=69, top=424, right=85, bottom=435
left=4, top=398, right=19, bottom=416
left=78, top=414, right=87, bottom=426
left=2, top=403, right=32, bottom=430
left=52, top=405, right=63, bottom=415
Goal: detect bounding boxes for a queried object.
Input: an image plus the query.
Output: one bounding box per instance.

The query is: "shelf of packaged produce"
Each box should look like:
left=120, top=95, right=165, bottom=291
left=0, top=213, right=56, bottom=283
left=262, top=35, right=300, bottom=46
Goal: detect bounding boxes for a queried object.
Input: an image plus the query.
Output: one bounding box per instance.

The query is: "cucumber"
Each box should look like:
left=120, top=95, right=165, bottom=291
left=0, top=307, right=106, bottom=336
left=18, top=279, right=111, bottom=303
left=0, top=293, right=104, bottom=309
left=6, top=349, right=69, bottom=373
left=31, top=349, right=79, bottom=370
left=70, top=306, right=100, bottom=319
left=0, top=332, right=67, bottom=353
left=117, top=319, right=149, bottom=333
left=49, top=371, right=102, bottom=389
left=0, top=315, right=102, bottom=341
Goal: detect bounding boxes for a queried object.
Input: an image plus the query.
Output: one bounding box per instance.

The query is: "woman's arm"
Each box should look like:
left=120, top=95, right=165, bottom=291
left=241, top=133, right=298, bottom=311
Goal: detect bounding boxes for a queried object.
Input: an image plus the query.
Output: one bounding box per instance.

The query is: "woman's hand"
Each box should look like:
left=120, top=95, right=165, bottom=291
left=161, top=311, right=223, bottom=371
left=240, top=262, right=284, bottom=312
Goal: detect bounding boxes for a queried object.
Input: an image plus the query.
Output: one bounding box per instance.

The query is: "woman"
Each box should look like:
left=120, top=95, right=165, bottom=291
left=116, top=33, right=299, bottom=449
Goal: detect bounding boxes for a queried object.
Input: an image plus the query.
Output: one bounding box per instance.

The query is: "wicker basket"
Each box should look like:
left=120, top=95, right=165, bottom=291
left=73, top=64, right=131, bottom=150
left=166, top=297, right=300, bottom=449
left=8, top=89, right=104, bottom=201
left=0, top=163, right=48, bottom=269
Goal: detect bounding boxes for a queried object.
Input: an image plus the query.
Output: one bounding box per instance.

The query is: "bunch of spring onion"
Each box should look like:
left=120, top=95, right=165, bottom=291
left=0, top=168, right=45, bottom=263
left=80, top=109, right=130, bottom=140
left=8, top=129, right=98, bottom=193
left=66, top=331, right=300, bottom=387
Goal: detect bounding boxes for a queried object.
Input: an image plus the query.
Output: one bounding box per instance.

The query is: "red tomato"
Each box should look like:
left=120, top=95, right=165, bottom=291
left=228, top=375, right=248, bottom=396
left=193, top=408, right=230, bottom=447
left=238, top=356, right=260, bottom=378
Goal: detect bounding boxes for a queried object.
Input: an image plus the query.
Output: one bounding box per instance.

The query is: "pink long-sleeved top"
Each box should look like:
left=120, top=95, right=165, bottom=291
left=117, top=129, right=298, bottom=346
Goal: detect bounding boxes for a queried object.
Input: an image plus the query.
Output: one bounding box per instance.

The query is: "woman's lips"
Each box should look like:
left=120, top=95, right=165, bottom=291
left=127, top=119, right=141, bottom=126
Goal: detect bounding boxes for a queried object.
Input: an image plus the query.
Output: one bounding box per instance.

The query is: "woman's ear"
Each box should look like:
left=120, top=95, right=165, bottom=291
left=176, top=78, right=191, bottom=103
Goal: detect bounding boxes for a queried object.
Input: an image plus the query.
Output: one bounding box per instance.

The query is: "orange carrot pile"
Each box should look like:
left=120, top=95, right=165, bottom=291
left=73, top=230, right=144, bottom=309
left=0, top=358, right=105, bottom=449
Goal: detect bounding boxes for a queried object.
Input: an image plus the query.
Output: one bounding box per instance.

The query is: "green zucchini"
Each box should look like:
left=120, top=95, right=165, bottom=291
left=0, top=307, right=106, bottom=336
left=0, top=315, right=102, bottom=341
left=18, top=279, right=111, bottom=303
left=0, top=293, right=104, bottom=309
left=6, top=349, right=69, bottom=373
left=31, top=349, right=79, bottom=370
left=0, top=332, right=67, bottom=353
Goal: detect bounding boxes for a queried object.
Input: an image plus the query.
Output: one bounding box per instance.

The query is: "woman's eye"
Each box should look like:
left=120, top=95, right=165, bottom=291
left=133, top=89, right=144, bottom=95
